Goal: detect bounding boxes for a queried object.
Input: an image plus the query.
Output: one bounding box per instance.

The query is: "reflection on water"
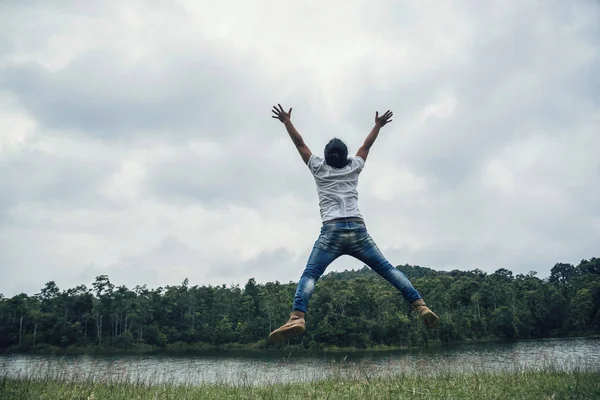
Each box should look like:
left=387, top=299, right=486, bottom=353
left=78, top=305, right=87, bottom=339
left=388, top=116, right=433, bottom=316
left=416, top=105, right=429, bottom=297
left=1, top=338, right=599, bottom=386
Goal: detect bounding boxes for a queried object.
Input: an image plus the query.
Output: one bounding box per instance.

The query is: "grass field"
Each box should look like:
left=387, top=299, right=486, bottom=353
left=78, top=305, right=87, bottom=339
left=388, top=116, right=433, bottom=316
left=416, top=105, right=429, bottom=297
left=2, top=366, right=599, bottom=399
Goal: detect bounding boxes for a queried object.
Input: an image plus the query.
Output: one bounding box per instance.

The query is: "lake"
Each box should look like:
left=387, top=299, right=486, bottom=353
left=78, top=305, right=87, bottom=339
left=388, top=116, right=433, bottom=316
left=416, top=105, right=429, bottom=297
left=1, top=338, right=599, bottom=386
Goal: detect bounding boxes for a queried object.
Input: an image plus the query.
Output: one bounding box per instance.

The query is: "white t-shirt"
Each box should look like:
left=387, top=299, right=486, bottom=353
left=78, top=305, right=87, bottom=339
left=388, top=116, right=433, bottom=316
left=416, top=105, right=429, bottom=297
left=307, top=154, right=365, bottom=222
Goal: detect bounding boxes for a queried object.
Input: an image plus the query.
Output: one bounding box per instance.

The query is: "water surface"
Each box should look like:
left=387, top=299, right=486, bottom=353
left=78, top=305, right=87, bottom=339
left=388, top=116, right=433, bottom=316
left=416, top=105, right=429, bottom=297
left=1, top=338, right=599, bottom=386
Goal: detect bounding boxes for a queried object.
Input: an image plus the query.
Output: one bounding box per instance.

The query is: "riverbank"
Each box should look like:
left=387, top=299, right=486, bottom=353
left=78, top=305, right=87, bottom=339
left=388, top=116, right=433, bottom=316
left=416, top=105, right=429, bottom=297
left=2, top=369, right=598, bottom=399
left=0, top=341, right=415, bottom=356
left=3, top=334, right=599, bottom=357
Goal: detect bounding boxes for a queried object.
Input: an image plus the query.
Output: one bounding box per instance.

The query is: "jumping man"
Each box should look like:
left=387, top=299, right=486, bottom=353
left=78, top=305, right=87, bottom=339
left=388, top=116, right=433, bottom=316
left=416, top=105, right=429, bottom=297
left=267, top=104, right=439, bottom=343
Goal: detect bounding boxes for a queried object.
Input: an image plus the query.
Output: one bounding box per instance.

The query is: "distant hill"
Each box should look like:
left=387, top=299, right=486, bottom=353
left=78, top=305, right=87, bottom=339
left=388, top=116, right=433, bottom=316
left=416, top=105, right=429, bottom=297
left=321, top=263, right=494, bottom=281
left=321, top=264, right=444, bottom=281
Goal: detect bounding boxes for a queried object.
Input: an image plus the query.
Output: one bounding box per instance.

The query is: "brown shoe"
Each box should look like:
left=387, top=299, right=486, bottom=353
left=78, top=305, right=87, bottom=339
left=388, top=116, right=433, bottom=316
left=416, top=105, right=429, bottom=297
left=268, top=311, right=306, bottom=343
left=411, top=299, right=440, bottom=328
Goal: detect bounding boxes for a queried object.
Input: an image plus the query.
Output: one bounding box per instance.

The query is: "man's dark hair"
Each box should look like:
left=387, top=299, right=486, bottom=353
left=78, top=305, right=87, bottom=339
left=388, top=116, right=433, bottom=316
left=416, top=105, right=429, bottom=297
left=324, top=138, right=351, bottom=168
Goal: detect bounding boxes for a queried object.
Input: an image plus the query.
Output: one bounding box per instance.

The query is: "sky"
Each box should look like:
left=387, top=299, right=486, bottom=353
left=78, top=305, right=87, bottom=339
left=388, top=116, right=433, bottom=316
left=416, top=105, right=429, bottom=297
left=1, top=0, right=599, bottom=297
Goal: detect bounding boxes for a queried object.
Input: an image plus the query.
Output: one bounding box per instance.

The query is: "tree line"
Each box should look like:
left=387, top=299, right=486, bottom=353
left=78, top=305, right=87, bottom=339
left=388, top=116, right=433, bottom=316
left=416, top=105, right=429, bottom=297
left=1, top=258, right=599, bottom=352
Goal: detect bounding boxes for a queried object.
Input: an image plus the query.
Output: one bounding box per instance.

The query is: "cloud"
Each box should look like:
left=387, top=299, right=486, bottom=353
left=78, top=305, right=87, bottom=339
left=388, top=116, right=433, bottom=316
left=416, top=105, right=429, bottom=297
left=0, top=0, right=599, bottom=297
left=1, top=45, right=276, bottom=141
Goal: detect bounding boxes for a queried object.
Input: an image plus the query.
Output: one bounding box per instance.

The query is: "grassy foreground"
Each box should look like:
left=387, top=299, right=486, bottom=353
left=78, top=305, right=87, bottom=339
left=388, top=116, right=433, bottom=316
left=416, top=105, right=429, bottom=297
left=1, top=370, right=599, bottom=400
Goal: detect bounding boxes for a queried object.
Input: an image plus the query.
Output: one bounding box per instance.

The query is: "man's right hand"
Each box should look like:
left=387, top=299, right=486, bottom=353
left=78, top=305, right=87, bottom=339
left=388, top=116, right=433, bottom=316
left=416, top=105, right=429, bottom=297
left=375, top=110, right=393, bottom=127
left=356, top=110, right=393, bottom=162
left=272, top=104, right=292, bottom=124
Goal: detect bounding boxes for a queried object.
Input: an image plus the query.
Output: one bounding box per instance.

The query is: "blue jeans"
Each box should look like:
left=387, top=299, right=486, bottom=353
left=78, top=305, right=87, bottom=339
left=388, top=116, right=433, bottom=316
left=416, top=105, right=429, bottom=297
left=292, top=219, right=422, bottom=313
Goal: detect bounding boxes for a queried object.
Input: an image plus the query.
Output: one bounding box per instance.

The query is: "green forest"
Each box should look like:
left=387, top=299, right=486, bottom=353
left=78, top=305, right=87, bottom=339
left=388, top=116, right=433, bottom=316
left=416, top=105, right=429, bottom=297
left=1, top=258, right=599, bottom=353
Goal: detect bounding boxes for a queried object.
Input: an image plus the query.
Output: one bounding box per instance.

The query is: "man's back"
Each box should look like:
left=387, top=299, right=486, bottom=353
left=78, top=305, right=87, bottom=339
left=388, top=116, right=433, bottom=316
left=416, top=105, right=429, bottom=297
left=307, top=154, right=365, bottom=223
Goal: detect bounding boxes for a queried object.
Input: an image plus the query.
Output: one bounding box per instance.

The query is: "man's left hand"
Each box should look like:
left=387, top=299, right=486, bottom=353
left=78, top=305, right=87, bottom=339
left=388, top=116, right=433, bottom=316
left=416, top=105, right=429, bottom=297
left=272, top=104, right=292, bottom=123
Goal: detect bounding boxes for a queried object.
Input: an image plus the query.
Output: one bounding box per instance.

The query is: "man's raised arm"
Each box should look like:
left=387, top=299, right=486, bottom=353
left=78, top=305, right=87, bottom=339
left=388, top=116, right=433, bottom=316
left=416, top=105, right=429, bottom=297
left=272, top=103, right=312, bottom=164
left=356, top=110, right=393, bottom=162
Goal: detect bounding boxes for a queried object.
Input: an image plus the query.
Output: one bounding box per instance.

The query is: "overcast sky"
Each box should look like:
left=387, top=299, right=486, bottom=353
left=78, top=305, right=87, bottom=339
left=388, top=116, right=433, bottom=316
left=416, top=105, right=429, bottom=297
left=1, top=0, right=599, bottom=297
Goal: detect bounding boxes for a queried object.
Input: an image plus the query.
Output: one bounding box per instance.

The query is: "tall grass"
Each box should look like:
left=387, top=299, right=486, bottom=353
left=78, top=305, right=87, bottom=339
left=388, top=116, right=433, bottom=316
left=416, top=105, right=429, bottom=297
left=1, top=355, right=599, bottom=399
left=1, top=369, right=599, bottom=399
